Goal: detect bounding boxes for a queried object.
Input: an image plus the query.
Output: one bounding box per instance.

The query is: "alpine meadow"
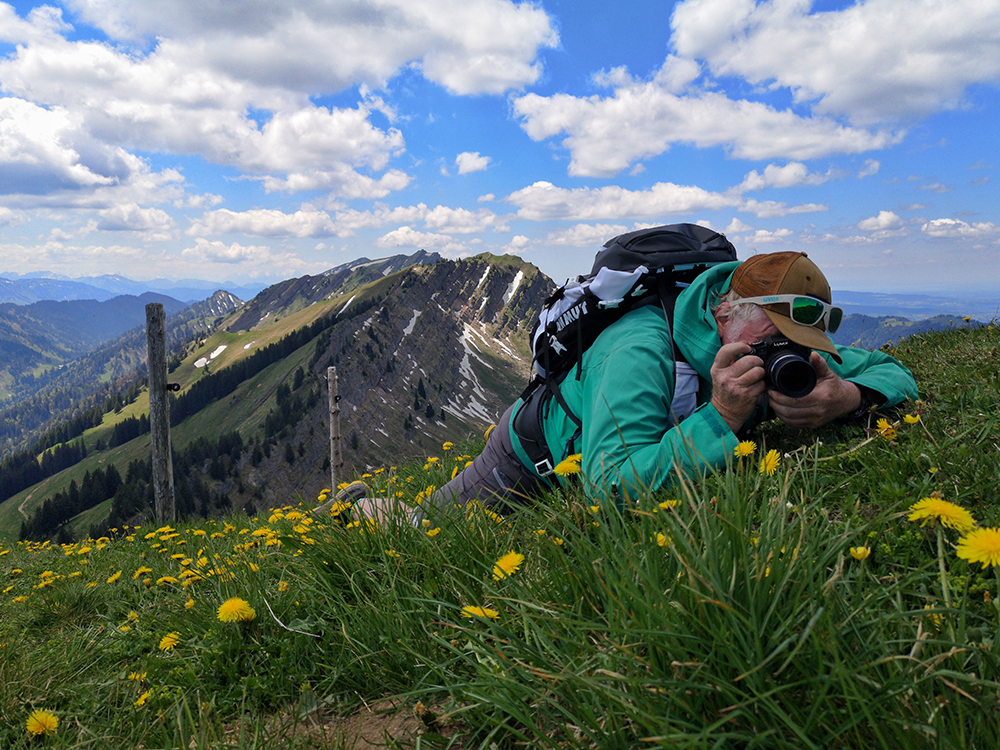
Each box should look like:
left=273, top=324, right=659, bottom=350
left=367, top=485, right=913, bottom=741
left=1, top=263, right=1000, bottom=747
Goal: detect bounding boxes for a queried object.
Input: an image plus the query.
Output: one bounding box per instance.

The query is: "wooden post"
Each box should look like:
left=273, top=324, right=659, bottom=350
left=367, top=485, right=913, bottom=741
left=146, top=303, right=175, bottom=524
left=328, top=367, right=343, bottom=492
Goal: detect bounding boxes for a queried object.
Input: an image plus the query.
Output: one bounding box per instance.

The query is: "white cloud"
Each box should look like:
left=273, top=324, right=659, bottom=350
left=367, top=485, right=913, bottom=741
left=187, top=207, right=339, bottom=238
left=543, top=223, right=629, bottom=247
left=512, top=71, right=900, bottom=177
left=670, top=0, right=1000, bottom=126
left=740, top=199, right=827, bottom=219
left=858, top=211, right=904, bottom=233
left=96, top=203, right=175, bottom=239
left=505, top=180, right=828, bottom=222
left=375, top=226, right=461, bottom=250
left=506, top=180, right=738, bottom=221
left=858, top=210, right=908, bottom=239
left=858, top=159, right=881, bottom=178
left=736, top=162, right=829, bottom=192
left=423, top=205, right=507, bottom=234
left=456, top=151, right=491, bottom=174
left=723, top=218, right=754, bottom=234
left=477, top=193, right=495, bottom=203
left=0, top=206, right=27, bottom=226
left=744, top=228, right=794, bottom=245
left=62, top=0, right=558, bottom=95
left=921, top=218, right=999, bottom=239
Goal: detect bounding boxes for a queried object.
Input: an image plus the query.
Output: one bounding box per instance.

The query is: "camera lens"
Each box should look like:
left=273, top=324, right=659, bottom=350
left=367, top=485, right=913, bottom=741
left=767, top=353, right=817, bottom=398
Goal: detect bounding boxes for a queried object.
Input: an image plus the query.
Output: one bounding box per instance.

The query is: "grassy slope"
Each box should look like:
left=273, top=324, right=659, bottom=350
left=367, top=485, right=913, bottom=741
left=1, top=322, right=998, bottom=748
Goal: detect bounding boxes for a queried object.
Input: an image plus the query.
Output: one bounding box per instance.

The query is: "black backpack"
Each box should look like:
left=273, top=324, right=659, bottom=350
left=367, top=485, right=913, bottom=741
left=513, top=223, right=738, bottom=476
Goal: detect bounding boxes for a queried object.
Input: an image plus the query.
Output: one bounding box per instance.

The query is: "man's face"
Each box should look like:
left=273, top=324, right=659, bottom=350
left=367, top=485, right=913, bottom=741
left=716, top=303, right=779, bottom=346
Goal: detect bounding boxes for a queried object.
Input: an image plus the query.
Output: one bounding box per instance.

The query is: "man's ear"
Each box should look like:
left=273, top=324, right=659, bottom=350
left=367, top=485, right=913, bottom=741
left=713, top=303, right=731, bottom=341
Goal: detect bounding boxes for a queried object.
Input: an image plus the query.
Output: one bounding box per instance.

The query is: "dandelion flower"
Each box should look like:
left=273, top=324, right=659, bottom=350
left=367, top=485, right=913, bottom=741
left=850, top=546, right=871, bottom=560
left=106, top=570, right=122, bottom=584
left=876, top=418, right=897, bottom=440
left=734, top=440, right=756, bottom=457
left=908, top=496, right=976, bottom=533
left=492, top=551, right=524, bottom=580
left=425, top=527, right=441, bottom=537
left=442, top=441, right=454, bottom=451
left=658, top=500, right=679, bottom=511
left=956, top=528, right=1000, bottom=569
left=158, top=632, right=181, bottom=651
left=135, top=689, right=153, bottom=707
left=903, top=414, right=920, bottom=424
left=461, top=605, right=499, bottom=619
left=655, top=533, right=669, bottom=547
left=553, top=454, right=582, bottom=476
left=217, top=597, right=256, bottom=623
left=26, top=709, right=58, bottom=736
left=759, top=449, right=781, bottom=476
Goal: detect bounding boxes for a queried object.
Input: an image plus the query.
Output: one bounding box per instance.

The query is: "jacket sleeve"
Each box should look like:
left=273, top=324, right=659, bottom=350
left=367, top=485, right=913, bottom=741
left=575, top=321, right=740, bottom=500
left=826, top=346, right=918, bottom=407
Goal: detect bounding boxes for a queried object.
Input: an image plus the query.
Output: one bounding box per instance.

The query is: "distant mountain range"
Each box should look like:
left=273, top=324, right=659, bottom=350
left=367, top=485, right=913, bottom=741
left=0, top=273, right=266, bottom=305
left=1, top=249, right=997, bottom=541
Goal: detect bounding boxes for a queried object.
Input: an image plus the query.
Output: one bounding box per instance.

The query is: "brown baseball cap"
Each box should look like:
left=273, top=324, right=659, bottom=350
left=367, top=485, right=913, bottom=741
left=729, top=251, right=842, bottom=363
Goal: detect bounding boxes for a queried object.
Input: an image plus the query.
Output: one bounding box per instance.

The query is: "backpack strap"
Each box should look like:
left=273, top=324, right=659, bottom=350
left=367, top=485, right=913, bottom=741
left=512, top=276, right=698, bottom=478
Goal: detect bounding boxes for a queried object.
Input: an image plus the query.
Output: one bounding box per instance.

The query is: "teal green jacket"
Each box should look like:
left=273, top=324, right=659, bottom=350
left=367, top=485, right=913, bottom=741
left=510, top=262, right=919, bottom=498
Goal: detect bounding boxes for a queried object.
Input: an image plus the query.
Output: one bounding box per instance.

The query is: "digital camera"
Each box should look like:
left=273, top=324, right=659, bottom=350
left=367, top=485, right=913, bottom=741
left=747, top=337, right=816, bottom=398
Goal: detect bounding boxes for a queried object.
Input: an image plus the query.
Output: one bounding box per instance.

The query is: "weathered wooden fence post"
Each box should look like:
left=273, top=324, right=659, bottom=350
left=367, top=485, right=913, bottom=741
left=328, top=366, right=343, bottom=492
left=146, top=303, right=176, bottom=524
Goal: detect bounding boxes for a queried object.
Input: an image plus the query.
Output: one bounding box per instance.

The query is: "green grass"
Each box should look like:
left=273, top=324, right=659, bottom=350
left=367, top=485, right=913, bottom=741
left=1, top=321, right=999, bottom=748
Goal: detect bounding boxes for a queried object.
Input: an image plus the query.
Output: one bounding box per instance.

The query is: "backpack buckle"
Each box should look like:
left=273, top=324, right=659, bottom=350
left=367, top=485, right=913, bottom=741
left=534, top=457, right=554, bottom=477
left=598, top=298, right=622, bottom=309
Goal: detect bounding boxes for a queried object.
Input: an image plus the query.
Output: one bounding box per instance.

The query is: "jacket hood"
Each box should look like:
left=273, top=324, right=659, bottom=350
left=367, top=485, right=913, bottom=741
left=672, top=261, right=739, bottom=381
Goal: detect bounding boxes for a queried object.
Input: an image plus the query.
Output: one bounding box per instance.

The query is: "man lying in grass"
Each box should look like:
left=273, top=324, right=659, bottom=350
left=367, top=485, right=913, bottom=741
left=326, top=246, right=918, bottom=521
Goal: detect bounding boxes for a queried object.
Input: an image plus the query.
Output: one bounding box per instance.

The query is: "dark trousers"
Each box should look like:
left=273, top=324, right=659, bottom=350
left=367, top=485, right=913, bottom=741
left=425, top=403, right=550, bottom=516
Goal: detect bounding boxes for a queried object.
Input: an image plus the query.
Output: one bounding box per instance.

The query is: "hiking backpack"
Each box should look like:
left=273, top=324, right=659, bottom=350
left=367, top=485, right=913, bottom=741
left=513, top=223, right=738, bottom=475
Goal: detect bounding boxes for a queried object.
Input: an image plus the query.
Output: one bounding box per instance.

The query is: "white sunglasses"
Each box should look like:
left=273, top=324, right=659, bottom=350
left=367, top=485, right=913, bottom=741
left=730, top=294, right=843, bottom=334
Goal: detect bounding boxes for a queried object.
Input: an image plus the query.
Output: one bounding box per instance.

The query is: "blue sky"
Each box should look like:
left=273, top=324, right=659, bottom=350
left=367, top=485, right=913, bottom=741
left=1, top=0, right=998, bottom=295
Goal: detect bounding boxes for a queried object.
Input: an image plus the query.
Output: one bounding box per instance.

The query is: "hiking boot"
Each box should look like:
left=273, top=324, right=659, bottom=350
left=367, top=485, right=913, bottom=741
left=314, top=481, right=370, bottom=517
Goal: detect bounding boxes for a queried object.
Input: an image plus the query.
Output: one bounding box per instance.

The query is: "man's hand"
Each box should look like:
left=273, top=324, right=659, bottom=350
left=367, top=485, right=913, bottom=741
left=768, top=352, right=861, bottom=429
left=710, top=342, right=767, bottom=433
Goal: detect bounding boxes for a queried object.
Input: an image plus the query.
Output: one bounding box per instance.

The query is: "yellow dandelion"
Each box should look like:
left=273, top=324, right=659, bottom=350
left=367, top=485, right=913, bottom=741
left=492, top=551, right=524, bottom=580
left=217, top=597, right=256, bottom=623
left=734, top=440, right=756, bottom=457
left=135, top=689, right=153, bottom=707
left=158, top=632, right=181, bottom=651
left=184, top=599, right=195, bottom=609
left=553, top=453, right=582, bottom=476
left=903, top=414, right=920, bottom=424
left=849, top=546, right=871, bottom=561
left=106, top=570, right=122, bottom=584
left=655, top=533, right=669, bottom=547
left=875, top=417, right=897, bottom=440
left=956, top=528, right=1000, bottom=569
left=759, top=449, right=781, bottom=476
left=26, top=709, right=58, bottom=736
left=658, top=500, right=679, bottom=511
left=425, top=527, right=441, bottom=537
left=132, top=566, right=152, bottom=580
left=461, top=605, right=499, bottom=619
left=442, top=441, right=454, bottom=451
left=908, top=496, right=976, bottom=533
